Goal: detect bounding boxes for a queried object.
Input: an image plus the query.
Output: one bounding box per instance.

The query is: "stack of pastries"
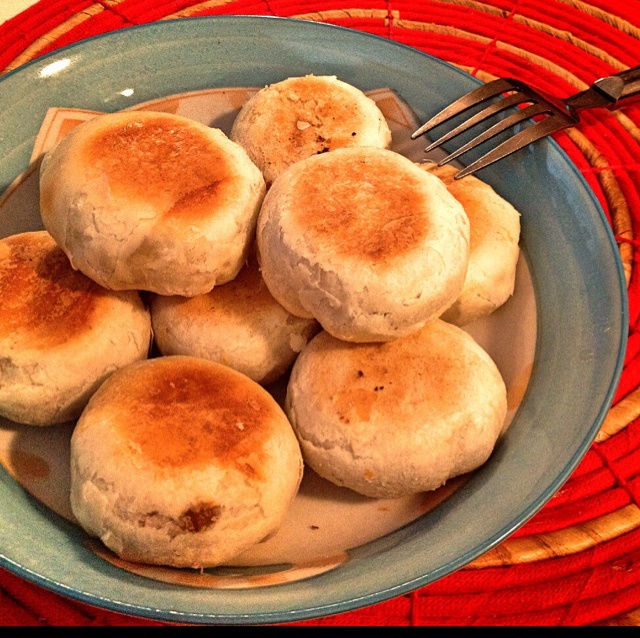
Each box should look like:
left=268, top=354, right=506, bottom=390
left=0, top=74, right=520, bottom=568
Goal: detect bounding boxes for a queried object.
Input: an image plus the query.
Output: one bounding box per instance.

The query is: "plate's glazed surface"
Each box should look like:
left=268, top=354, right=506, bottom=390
left=0, top=16, right=628, bottom=625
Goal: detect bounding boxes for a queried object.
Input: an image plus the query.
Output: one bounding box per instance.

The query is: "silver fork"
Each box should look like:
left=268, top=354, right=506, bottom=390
left=411, top=66, right=640, bottom=179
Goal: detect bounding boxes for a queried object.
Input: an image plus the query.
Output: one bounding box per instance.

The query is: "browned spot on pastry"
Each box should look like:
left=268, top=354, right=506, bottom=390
left=114, top=359, right=280, bottom=476
left=0, top=232, right=104, bottom=347
left=292, top=153, right=428, bottom=262
left=316, top=329, right=471, bottom=428
left=84, top=115, right=237, bottom=221
left=334, top=388, right=376, bottom=424
left=178, top=503, right=221, bottom=533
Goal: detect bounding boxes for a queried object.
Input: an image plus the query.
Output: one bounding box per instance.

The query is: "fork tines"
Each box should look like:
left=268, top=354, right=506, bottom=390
left=411, top=78, right=520, bottom=141
left=411, top=78, right=571, bottom=179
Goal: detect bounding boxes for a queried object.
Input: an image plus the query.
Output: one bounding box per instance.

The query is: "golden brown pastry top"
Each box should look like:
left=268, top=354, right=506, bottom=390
left=78, top=357, right=286, bottom=477
left=286, top=149, right=431, bottom=263
left=294, top=323, right=483, bottom=430
left=78, top=112, right=243, bottom=222
left=0, top=231, right=106, bottom=348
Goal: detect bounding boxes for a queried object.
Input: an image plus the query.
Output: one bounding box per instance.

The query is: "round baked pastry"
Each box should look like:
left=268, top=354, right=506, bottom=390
left=230, top=74, right=392, bottom=184
left=150, top=249, right=320, bottom=385
left=419, top=162, right=521, bottom=326
left=0, top=231, right=151, bottom=426
left=70, top=355, right=304, bottom=569
left=285, top=320, right=508, bottom=498
left=257, top=147, right=470, bottom=343
left=40, top=110, right=266, bottom=296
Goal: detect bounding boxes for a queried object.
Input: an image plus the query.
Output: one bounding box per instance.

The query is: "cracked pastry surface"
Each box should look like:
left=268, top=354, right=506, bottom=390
left=285, top=320, right=508, bottom=498
left=0, top=230, right=151, bottom=426
left=230, top=74, right=392, bottom=185
left=256, top=146, right=471, bottom=342
left=39, top=110, right=266, bottom=296
left=70, top=355, right=303, bottom=568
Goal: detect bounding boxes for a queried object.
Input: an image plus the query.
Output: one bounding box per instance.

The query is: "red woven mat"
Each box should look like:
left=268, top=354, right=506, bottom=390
left=2, top=0, right=640, bottom=626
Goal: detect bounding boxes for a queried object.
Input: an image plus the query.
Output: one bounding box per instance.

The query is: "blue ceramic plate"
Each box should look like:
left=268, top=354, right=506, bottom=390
left=0, top=16, right=628, bottom=624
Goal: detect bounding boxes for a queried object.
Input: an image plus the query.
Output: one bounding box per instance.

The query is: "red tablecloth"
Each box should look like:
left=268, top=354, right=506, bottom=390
left=2, top=0, right=640, bottom=626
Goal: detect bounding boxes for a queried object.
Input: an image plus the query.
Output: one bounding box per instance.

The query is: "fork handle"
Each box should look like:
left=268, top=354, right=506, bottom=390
left=592, top=65, right=640, bottom=104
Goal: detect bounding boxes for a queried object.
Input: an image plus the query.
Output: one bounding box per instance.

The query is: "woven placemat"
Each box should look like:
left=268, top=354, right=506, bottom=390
left=1, top=0, right=640, bottom=626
